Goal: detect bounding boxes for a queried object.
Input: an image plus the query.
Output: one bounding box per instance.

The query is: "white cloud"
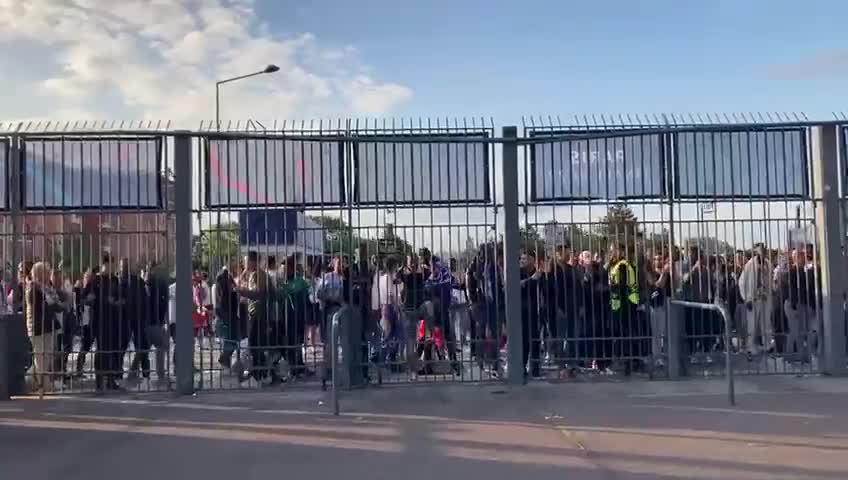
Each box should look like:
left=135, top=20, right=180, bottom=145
left=772, top=49, right=848, bottom=80
left=0, top=0, right=412, bottom=126
left=342, top=75, right=414, bottom=115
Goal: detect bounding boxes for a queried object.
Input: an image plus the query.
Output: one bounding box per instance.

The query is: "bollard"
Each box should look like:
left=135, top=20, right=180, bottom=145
left=330, top=307, right=346, bottom=416
left=0, top=313, right=28, bottom=400
left=666, top=302, right=685, bottom=379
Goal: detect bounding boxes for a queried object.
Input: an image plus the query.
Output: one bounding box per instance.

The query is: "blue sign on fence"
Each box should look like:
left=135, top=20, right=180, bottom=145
left=0, top=140, right=7, bottom=210
left=22, top=137, right=162, bottom=209
left=675, top=128, right=807, bottom=198
left=238, top=209, right=300, bottom=246
left=530, top=131, right=665, bottom=201
left=353, top=133, right=491, bottom=205
left=206, top=137, right=345, bottom=208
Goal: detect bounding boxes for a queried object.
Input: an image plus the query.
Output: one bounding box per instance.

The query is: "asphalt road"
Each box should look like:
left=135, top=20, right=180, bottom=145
left=2, top=376, right=848, bottom=480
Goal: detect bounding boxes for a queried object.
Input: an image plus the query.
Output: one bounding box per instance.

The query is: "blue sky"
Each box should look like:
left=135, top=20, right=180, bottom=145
left=0, top=0, right=845, bottom=125
left=262, top=0, right=848, bottom=122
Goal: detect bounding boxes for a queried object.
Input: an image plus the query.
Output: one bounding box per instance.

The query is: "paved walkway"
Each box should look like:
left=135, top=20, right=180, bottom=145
left=2, top=376, right=848, bottom=479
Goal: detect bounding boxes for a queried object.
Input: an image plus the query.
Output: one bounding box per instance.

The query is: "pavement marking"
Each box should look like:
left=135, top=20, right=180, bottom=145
left=163, top=402, right=250, bottom=411
left=0, top=407, right=24, bottom=413
left=632, top=404, right=832, bottom=419
left=626, top=391, right=799, bottom=399
left=253, top=409, right=325, bottom=416
left=11, top=396, right=163, bottom=405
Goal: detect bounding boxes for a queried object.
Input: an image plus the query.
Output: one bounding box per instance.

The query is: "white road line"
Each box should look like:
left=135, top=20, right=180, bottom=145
left=632, top=404, right=831, bottom=419
left=627, top=391, right=798, bottom=399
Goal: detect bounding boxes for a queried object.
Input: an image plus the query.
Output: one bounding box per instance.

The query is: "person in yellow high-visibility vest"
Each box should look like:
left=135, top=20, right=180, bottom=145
left=608, top=242, right=639, bottom=376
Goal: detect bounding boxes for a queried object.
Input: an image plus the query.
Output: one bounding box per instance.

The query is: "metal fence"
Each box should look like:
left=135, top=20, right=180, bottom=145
left=1, top=114, right=846, bottom=396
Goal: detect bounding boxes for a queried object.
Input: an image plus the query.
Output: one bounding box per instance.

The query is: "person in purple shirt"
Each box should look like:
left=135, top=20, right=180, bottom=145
left=425, top=256, right=460, bottom=375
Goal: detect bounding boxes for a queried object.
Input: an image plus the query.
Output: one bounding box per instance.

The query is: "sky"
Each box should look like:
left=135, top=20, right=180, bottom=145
left=0, top=0, right=846, bottom=127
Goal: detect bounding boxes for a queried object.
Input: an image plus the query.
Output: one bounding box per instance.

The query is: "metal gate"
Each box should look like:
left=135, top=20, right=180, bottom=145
left=1, top=121, right=176, bottom=395
left=2, top=115, right=847, bottom=397
left=519, top=115, right=847, bottom=380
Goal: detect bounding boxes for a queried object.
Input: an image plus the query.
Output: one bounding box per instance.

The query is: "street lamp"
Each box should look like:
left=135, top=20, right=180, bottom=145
left=215, top=64, right=280, bottom=130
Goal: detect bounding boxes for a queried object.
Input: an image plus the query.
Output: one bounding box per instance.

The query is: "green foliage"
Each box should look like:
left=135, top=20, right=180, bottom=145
left=45, top=234, right=100, bottom=278
left=194, top=222, right=240, bottom=272
left=308, top=216, right=414, bottom=263
left=597, top=204, right=641, bottom=247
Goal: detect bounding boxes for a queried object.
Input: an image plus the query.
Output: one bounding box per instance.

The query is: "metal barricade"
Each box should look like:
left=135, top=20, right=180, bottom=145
left=1, top=115, right=846, bottom=398
left=1, top=122, right=177, bottom=396
left=519, top=115, right=846, bottom=381
left=670, top=300, right=735, bottom=406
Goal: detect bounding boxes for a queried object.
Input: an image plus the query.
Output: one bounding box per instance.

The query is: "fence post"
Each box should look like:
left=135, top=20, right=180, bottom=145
left=9, top=133, right=21, bottom=296
left=501, top=126, right=524, bottom=385
left=811, top=124, right=847, bottom=376
left=173, top=132, right=195, bottom=394
left=666, top=302, right=685, bottom=379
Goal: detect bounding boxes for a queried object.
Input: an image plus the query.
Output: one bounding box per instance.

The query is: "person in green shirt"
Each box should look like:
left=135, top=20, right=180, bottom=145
left=276, top=256, right=310, bottom=377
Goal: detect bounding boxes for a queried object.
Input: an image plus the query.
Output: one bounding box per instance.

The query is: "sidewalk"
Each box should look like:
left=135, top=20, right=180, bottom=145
left=2, top=376, right=848, bottom=480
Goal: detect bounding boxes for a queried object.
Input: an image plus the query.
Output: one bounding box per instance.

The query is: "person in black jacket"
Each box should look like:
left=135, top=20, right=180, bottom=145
left=580, top=252, right=611, bottom=371
left=464, top=255, right=483, bottom=363
left=349, top=248, right=373, bottom=381
left=215, top=266, right=242, bottom=370
left=784, top=250, right=815, bottom=356
left=118, top=258, right=146, bottom=382
left=539, top=247, right=583, bottom=370
left=50, top=266, right=75, bottom=383
left=84, top=255, right=123, bottom=391
left=74, top=267, right=98, bottom=377
left=520, top=251, right=541, bottom=379
left=131, top=263, right=170, bottom=382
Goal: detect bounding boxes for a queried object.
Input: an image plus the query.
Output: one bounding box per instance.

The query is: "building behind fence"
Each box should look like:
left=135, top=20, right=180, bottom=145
left=1, top=114, right=846, bottom=396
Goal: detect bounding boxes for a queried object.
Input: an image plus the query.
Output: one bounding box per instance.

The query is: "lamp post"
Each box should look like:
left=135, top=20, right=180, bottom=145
left=215, top=64, right=280, bottom=130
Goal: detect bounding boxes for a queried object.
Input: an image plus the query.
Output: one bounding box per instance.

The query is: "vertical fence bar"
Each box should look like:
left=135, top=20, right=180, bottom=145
left=9, top=134, right=21, bottom=296
left=0, top=134, right=21, bottom=400
left=501, top=126, right=523, bottom=384
left=173, top=132, right=195, bottom=394
left=811, top=124, right=847, bottom=375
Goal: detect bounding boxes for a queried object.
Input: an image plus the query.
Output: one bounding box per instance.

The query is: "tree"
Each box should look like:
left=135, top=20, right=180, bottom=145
left=542, top=220, right=607, bottom=254
left=194, top=222, right=240, bottom=271
left=46, top=234, right=101, bottom=279
left=519, top=225, right=543, bottom=253
left=309, top=215, right=361, bottom=258
left=686, top=236, right=736, bottom=256
left=596, top=204, right=641, bottom=253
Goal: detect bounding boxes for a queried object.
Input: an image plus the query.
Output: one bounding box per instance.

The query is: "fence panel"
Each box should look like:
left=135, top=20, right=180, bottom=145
left=4, top=115, right=845, bottom=396
left=520, top=115, right=830, bottom=380
left=191, top=119, right=507, bottom=390
left=2, top=123, right=176, bottom=395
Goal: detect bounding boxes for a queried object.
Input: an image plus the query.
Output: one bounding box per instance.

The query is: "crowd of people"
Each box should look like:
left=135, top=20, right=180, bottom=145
left=4, top=238, right=824, bottom=393
left=5, top=255, right=170, bottom=393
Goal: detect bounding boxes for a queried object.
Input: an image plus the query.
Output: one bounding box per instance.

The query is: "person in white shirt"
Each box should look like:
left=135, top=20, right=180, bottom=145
left=376, top=261, right=403, bottom=338
left=738, top=243, right=774, bottom=355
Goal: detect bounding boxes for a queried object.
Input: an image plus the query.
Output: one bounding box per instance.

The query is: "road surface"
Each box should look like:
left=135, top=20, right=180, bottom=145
left=2, top=376, right=847, bottom=479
